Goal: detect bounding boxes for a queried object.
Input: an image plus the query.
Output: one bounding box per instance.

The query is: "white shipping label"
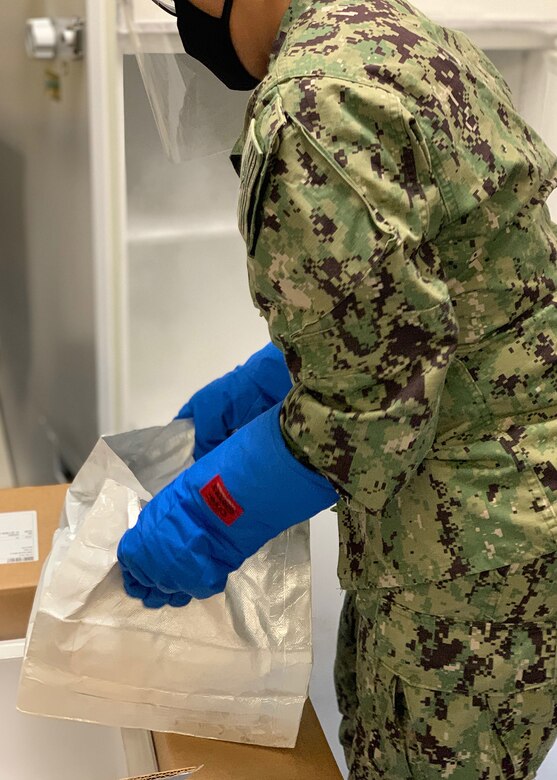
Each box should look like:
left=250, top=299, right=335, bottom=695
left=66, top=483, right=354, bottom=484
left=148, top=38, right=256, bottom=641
left=0, top=511, right=39, bottom=564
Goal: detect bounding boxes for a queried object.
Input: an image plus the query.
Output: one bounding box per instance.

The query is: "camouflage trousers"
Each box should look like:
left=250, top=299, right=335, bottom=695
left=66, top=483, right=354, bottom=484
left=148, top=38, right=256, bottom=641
left=335, top=553, right=557, bottom=779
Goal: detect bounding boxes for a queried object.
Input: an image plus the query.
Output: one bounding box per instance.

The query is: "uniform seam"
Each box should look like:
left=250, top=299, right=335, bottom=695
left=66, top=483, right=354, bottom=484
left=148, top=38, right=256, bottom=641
left=386, top=598, right=557, bottom=628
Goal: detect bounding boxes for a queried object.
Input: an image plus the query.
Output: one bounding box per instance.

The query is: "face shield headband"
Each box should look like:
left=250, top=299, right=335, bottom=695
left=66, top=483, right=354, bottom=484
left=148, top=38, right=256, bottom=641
left=151, top=0, right=177, bottom=13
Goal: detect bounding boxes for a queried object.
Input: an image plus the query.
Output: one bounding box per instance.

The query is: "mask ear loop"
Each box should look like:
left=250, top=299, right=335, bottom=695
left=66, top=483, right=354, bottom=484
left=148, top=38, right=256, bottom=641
left=220, top=0, right=254, bottom=81
left=221, top=0, right=235, bottom=25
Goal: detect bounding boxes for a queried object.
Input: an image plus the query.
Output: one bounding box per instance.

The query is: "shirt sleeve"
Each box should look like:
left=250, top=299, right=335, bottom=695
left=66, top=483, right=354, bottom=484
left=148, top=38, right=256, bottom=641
left=247, top=77, right=459, bottom=514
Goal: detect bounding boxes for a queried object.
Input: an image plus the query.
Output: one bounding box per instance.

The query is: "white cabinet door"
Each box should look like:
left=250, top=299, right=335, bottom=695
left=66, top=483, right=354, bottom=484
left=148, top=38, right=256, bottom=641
left=87, top=0, right=269, bottom=434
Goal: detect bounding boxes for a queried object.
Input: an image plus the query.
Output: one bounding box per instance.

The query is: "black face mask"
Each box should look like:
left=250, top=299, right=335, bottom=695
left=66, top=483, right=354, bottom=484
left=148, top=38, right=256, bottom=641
left=175, top=0, right=260, bottom=91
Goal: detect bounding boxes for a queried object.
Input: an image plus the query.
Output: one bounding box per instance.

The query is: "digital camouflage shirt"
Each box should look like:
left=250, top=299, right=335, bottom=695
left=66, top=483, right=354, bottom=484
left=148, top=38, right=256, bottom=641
left=232, top=0, right=557, bottom=589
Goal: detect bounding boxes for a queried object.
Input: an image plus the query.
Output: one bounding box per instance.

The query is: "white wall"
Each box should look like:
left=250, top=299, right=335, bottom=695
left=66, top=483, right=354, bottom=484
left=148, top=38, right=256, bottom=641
left=0, top=0, right=97, bottom=483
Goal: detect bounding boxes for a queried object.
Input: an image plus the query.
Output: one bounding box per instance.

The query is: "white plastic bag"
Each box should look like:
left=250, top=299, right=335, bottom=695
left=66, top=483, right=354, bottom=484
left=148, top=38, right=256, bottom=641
left=17, top=422, right=312, bottom=747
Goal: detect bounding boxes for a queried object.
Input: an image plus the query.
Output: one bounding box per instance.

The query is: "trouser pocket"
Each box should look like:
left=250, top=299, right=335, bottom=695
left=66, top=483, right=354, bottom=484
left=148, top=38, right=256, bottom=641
left=350, top=658, right=557, bottom=780
left=335, top=591, right=360, bottom=758
left=345, top=588, right=557, bottom=779
left=488, top=685, right=557, bottom=780
left=348, top=660, right=415, bottom=779
left=399, top=672, right=514, bottom=779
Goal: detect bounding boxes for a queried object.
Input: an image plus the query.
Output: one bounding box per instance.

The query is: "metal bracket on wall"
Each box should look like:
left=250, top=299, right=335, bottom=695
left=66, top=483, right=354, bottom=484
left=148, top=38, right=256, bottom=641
left=25, top=17, right=85, bottom=61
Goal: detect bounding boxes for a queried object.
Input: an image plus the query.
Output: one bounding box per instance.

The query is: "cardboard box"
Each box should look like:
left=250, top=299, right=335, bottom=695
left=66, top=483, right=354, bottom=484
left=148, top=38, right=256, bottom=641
left=150, top=700, right=343, bottom=779
left=0, top=484, right=68, bottom=640
left=0, top=484, right=343, bottom=779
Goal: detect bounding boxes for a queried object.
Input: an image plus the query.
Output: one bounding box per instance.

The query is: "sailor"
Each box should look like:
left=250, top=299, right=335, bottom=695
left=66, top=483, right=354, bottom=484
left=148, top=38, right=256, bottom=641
left=119, top=1, right=557, bottom=776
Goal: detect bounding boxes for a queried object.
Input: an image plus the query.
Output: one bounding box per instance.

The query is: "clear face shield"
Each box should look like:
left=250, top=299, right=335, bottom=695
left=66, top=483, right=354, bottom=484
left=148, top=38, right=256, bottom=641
left=121, top=0, right=250, bottom=163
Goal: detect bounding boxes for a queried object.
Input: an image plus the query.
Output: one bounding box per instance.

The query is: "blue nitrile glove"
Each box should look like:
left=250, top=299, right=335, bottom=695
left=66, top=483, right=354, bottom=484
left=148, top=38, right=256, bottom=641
left=176, top=342, right=292, bottom=460
left=117, top=404, right=338, bottom=608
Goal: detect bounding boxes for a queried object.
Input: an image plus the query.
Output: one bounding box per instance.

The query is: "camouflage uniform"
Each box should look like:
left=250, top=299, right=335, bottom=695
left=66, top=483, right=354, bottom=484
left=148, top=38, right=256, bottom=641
left=231, top=0, right=557, bottom=775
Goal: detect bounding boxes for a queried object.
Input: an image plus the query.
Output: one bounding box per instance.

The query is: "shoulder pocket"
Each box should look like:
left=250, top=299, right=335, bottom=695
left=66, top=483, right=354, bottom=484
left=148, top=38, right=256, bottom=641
left=237, top=102, right=286, bottom=256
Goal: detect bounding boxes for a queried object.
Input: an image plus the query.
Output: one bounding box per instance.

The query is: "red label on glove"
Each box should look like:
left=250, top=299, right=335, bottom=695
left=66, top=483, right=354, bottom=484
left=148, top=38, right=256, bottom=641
left=200, top=476, right=244, bottom=526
